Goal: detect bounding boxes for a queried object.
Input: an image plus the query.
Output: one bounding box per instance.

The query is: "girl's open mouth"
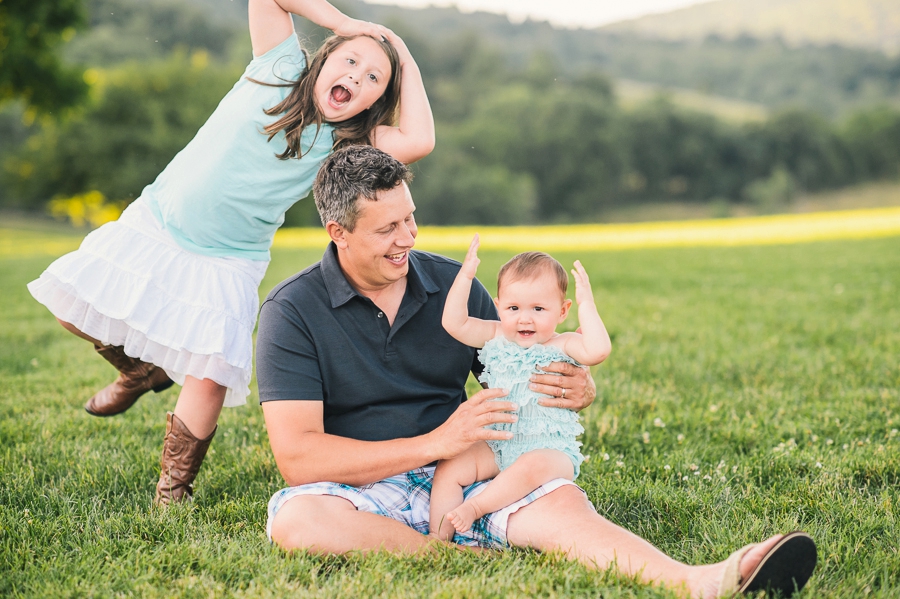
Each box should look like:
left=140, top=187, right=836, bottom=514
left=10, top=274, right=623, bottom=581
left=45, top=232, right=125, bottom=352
left=330, top=85, right=351, bottom=106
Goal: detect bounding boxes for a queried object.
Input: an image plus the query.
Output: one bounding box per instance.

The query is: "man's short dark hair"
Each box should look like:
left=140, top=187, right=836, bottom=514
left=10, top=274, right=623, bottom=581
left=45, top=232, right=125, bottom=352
left=313, top=145, right=413, bottom=231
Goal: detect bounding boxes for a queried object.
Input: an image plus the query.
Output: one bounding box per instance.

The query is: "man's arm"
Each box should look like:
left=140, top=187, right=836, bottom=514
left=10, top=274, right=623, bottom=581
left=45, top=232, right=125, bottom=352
left=263, top=388, right=516, bottom=487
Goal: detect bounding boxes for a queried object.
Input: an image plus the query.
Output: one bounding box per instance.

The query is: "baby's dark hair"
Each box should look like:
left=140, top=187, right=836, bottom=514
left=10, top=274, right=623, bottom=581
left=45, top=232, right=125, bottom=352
left=252, top=35, right=402, bottom=159
left=497, top=252, right=568, bottom=298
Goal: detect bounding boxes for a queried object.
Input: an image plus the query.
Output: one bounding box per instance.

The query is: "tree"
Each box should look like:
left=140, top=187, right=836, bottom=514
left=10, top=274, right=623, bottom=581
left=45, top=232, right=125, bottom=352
left=0, top=0, right=89, bottom=113
left=412, top=145, right=538, bottom=225
left=5, top=53, right=240, bottom=208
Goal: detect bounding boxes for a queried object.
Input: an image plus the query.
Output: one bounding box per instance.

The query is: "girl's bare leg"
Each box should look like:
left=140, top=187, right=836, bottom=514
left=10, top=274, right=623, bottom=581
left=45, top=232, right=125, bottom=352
left=429, top=441, right=499, bottom=541
left=448, top=449, right=573, bottom=534
left=56, top=317, right=103, bottom=346
left=173, top=375, right=226, bottom=438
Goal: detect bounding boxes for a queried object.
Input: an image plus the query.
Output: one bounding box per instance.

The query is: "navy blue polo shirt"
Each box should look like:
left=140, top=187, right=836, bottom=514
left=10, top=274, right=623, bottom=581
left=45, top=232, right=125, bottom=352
left=256, top=243, right=498, bottom=442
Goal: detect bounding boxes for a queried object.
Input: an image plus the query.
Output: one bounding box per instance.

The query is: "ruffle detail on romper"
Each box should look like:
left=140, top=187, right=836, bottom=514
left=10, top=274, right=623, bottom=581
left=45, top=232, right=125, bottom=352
left=478, top=337, right=585, bottom=474
left=27, top=201, right=267, bottom=407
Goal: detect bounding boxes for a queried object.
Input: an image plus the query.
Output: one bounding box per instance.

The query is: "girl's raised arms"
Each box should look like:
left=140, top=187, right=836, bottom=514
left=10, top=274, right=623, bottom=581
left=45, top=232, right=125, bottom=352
left=249, top=0, right=386, bottom=58
left=248, top=0, right=435, bottom=164
left=369, top=28, right=435, bottom=164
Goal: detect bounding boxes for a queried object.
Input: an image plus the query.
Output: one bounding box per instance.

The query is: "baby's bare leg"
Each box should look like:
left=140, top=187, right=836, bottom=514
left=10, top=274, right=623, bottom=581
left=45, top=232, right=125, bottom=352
left=448, top=449, right=574, bottom=534
left=429, top=442, right=499, bottom=541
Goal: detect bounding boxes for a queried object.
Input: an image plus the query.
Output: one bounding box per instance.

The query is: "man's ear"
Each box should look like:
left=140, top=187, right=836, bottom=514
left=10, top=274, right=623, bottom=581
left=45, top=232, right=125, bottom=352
left=326, top=221, right=349, bottom=249
left=559, top=299, right=573, bottom=322
left=494, top=297, right=500, bottom=309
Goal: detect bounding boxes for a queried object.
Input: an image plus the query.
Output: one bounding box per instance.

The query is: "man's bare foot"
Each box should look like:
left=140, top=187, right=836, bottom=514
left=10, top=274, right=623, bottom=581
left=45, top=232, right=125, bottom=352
left=447, top=501, right=480, bottom=533
left=691, top=535, right=784, bottom=599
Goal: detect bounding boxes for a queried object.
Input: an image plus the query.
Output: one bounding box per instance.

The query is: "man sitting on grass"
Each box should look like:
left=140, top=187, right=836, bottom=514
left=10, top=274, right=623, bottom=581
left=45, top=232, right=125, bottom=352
left=256, top=145, right=817, bottom=598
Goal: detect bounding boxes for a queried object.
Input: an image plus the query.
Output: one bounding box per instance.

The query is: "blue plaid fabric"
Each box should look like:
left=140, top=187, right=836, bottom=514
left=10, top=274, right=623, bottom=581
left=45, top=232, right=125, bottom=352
left=267, top=466, right=583, bottom=548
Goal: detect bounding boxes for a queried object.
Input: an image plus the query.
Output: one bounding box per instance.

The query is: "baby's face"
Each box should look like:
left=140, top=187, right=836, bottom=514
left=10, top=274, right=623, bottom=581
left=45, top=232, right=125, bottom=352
left=495, top=272, right=569, bottom=348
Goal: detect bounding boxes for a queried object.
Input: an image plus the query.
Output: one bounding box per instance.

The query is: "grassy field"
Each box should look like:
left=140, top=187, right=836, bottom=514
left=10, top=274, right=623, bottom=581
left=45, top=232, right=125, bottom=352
left=1, top=217, right=899, bottom=597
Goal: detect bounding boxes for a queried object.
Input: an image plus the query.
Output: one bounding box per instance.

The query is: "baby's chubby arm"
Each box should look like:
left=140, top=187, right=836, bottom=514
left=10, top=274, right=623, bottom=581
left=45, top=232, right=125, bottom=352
left=557, top=261, right=611, bottom=366
left=442, top=235, right=499, bottom=348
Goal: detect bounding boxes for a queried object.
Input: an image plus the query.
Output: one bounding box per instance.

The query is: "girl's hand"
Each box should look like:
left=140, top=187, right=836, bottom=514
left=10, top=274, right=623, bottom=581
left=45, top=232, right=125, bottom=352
left=378, top=27, right=413, bottom=64
left=333, top=16, right=388, bottom=41
left=459, top=234, right=481, bottom=281
left=572, top=260, right=596, bottom=307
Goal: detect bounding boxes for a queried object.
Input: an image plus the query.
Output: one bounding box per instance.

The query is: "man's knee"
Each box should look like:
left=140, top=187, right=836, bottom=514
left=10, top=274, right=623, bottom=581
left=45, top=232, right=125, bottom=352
left=514, top=451, right=574, bottom=487
left=506, top=484, right=597, bottom=549
left=529, top=484, right=592, bottom=514
left=270, top=494, right=355, bottom=552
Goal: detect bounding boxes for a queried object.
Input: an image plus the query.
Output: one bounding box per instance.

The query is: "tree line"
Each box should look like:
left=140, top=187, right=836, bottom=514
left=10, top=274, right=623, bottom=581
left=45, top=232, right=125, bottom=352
left=1, top=0, right=899, bottom=226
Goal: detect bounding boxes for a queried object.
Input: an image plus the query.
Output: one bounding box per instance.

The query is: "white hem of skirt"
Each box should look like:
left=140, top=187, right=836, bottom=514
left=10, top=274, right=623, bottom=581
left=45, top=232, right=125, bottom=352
left=27, top=199, right=268, bottom=407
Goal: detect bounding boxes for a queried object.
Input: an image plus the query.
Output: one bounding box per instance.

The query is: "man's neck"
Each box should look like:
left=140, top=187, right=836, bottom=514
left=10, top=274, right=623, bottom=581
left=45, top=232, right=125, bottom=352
left=341, top=267, right=408, bottom=325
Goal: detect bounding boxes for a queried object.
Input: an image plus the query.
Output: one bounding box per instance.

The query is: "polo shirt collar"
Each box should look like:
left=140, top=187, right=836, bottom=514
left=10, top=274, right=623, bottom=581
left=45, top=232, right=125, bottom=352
left=321, top=242, right=440, bottom=309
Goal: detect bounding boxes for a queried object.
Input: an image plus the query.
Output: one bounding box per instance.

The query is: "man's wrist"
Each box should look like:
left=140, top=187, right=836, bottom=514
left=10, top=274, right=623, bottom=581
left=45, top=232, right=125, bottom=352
left=417, top=430, right=443, bottom=464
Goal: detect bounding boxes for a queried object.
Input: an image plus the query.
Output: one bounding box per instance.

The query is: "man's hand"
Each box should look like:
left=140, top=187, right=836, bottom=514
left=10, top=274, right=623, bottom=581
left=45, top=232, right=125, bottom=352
left=532, top=362, right=596, bottom=411
left=427, top=387, right=517, bottom=460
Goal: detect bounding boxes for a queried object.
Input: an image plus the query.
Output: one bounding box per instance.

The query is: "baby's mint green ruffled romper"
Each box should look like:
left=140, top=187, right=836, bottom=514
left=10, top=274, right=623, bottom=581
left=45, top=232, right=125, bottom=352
left=479, top=337, right=585, bottom=478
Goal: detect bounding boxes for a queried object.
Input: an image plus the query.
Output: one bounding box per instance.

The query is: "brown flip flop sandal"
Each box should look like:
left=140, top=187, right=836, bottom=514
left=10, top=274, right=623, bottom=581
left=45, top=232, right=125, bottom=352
left=718, top=531, right=817, bottom=597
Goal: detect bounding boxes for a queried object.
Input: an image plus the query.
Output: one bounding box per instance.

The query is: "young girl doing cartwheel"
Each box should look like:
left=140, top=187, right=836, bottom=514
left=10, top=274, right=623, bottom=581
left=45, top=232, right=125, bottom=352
left=27, top=0, right=434, bottom=505
left=429, top=235, right=611, bottom=540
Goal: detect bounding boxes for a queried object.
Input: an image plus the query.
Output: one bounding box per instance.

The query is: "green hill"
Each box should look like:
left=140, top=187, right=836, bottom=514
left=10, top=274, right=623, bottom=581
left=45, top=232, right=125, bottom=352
left=52, top=0, right=900, bottom=118
left=605, top=0, right=900, bottom=54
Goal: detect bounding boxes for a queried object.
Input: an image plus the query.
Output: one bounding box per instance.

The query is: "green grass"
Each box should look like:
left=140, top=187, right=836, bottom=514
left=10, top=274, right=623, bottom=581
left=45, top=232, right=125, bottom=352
left=2, top=226, right=899, bottom=597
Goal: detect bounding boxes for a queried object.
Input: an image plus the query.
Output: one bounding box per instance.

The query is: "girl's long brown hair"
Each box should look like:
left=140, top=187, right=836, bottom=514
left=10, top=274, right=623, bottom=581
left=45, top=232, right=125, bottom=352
left=251, top=35, right=402, bottom=160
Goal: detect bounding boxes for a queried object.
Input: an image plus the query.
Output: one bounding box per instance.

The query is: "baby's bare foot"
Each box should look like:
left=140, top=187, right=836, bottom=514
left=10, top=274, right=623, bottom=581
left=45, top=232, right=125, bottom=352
left=447, top=502, right=480, bottom=533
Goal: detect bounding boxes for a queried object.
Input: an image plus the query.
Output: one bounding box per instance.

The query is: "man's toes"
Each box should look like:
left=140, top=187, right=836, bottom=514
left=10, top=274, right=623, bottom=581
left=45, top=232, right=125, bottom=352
left=739, top=534, right=783, bottom=580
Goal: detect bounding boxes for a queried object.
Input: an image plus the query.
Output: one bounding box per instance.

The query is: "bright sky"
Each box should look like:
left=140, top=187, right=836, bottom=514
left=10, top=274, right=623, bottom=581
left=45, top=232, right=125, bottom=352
left=365, top=0, right=719, bottom=29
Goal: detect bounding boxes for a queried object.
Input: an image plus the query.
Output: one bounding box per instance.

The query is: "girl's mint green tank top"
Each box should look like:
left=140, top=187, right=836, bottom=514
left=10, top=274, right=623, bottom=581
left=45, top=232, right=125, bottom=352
left=143, top=34, right=334, bottom=261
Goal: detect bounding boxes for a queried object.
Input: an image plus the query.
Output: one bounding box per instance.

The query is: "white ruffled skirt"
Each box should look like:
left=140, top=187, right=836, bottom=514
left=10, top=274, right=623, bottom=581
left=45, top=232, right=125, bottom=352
left=27, top=199, right=268, bottom=407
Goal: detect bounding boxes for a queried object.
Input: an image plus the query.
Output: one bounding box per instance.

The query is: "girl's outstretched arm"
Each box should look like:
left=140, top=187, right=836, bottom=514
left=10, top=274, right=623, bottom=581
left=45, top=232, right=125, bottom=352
left=249, top=0, right=387, bottom=58
left=371, top=29, right=436, bottom=164
left=442, top=235, right=499, bottom=348
left=558, top=261, right=611, bottom=366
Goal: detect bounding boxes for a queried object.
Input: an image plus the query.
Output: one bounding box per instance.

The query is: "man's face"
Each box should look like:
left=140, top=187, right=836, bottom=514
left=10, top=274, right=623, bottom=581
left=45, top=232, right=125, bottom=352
left=337, top=182, right=417, bottom=291
left=495, top=272, right=570, bottom=348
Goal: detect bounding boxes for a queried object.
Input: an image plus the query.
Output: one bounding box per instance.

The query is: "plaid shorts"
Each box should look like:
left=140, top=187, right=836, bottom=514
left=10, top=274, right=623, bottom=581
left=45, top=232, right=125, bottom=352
left=266, top=466, right=584, bottom=548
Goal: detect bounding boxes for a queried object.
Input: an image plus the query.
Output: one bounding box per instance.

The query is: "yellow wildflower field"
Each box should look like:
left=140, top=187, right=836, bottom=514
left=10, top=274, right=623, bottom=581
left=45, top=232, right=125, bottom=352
left=4, top=206, right=899, bottom=259
left=273, top=206, right=900, bottom=253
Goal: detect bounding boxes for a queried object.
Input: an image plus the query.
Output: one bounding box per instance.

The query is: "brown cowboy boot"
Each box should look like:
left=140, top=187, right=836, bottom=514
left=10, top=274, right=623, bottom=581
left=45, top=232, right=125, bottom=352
left=84, top=345, right=174, bottom=417
left=154, top=412, right=217, bottom=506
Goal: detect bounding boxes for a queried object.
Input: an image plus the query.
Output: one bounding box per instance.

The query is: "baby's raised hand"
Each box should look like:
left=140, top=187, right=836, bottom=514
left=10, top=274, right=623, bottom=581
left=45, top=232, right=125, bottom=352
left=571, top=260, right=596, bottom=307
left=459, top=234, right=481, bottom=280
